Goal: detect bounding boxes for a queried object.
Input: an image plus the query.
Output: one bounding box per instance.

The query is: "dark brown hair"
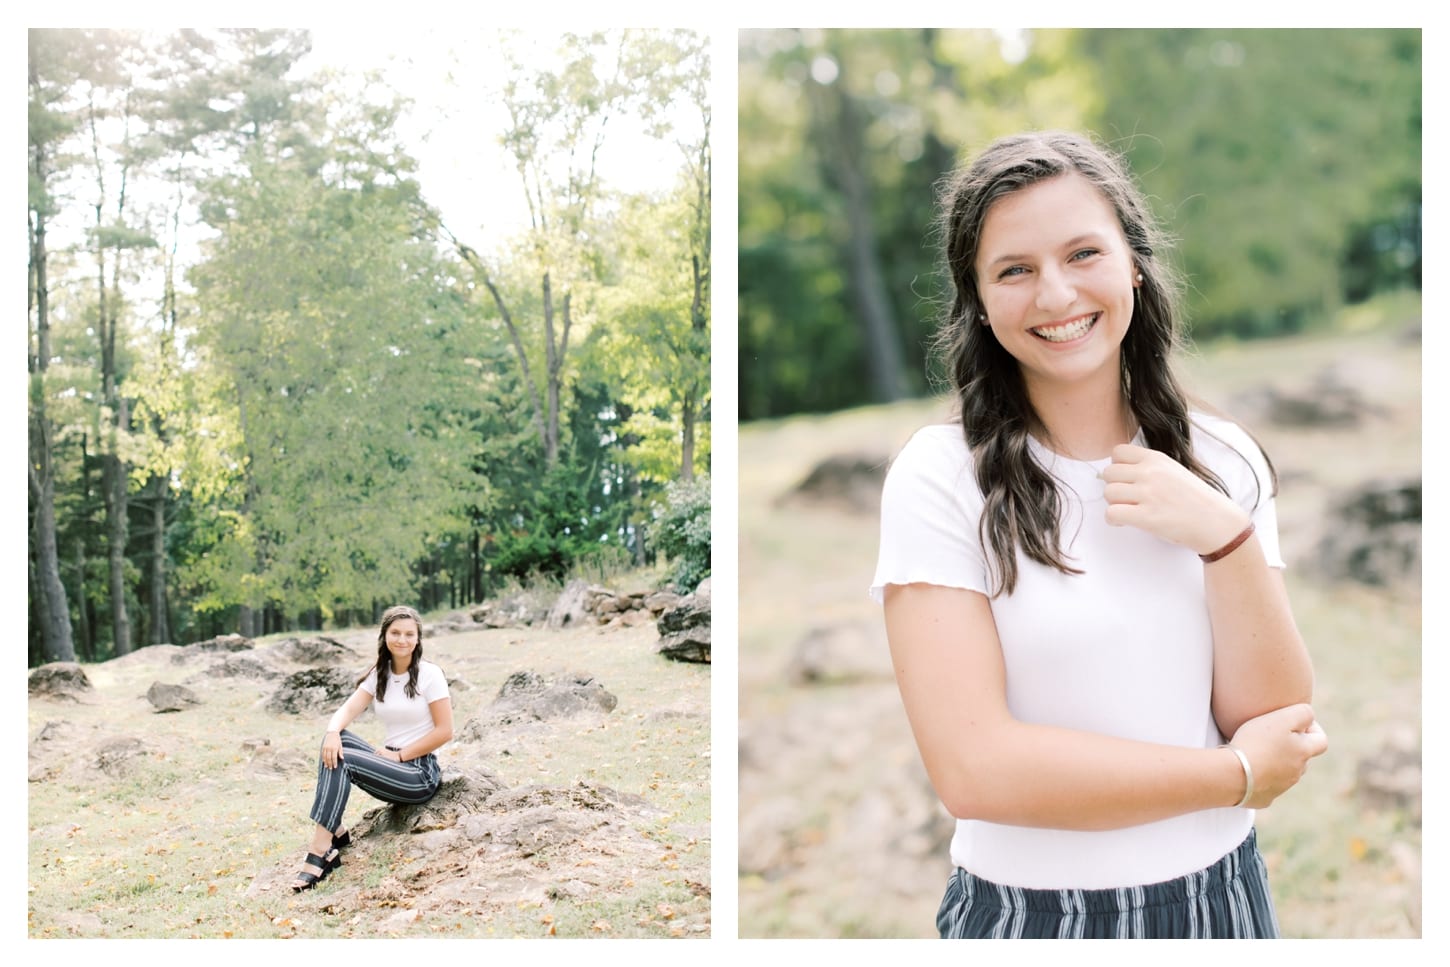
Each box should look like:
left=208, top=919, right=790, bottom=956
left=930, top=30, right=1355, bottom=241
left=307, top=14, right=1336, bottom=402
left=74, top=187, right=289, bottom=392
left=361, top=605, right=424, bottom=701
left=934, top=131, right=1272, bottom=595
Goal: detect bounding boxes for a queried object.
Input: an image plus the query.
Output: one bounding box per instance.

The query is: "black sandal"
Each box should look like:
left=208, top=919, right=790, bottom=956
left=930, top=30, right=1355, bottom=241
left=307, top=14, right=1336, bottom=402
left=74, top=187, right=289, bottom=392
left=291, top=848, right=341, bottom=892
left=332, top=828, right=351, bottom=851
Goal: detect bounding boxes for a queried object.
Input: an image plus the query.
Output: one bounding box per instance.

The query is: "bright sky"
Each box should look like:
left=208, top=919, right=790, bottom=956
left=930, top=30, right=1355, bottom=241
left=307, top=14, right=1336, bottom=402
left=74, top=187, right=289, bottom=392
left=303, top=26, right=698, bottom=252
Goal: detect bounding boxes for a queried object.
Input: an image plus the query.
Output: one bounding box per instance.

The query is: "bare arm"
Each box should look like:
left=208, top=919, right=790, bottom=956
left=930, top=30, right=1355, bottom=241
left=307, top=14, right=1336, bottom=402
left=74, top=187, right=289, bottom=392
left=885, top=582, right=1325, bottom=830
left=387, top=697, right=453, bottom=763
left=1101, top=444, right=1314, bottom=737
left=321, top=686, right=375, bottom=768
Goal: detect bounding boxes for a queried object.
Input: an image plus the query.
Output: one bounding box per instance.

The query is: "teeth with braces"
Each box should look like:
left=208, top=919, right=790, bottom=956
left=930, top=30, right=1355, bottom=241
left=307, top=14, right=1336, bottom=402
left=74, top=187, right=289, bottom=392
left=1032, top=313, right=1098, bottom=343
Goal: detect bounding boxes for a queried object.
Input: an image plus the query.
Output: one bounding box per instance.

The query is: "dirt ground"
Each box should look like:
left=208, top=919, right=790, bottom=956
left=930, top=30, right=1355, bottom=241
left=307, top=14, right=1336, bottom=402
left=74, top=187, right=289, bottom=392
left=28, top=610, right=711, bottom=939
left=738, top=316, right=1422, bottom=938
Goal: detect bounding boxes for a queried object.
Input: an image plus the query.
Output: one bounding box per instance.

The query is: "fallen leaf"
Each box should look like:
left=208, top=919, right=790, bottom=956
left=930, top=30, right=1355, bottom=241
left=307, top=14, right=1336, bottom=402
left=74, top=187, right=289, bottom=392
left=591, top=919, right=611, bottom=933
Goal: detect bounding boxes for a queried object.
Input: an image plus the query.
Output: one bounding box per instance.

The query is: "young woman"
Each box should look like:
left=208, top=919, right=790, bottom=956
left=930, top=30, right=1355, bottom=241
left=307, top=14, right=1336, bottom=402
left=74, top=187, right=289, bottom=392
left=292, top=604, right=453, bottom=892
left=871, top=131, right=1328, bottom=938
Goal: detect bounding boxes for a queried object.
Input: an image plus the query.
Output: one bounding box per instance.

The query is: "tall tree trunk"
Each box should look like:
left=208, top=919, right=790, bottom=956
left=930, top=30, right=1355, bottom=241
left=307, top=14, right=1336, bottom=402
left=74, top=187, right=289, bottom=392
left=74, top=534, right=93, bottom=662
left=149, top=476, right=171, bottom=644
left=680, top=394, right=697, bottom=482
left=811, top=44, right=907, bottom=403
left=28, top=170, right=76, bottom=664
left=28, top=417, right=76, bottom=664
left=102, top=412, right=132, bottom=656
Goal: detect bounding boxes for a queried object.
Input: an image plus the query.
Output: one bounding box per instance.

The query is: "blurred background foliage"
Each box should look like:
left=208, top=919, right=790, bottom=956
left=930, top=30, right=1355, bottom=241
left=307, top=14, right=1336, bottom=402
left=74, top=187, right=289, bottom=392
left=738, top=27, right=1421, bottom=420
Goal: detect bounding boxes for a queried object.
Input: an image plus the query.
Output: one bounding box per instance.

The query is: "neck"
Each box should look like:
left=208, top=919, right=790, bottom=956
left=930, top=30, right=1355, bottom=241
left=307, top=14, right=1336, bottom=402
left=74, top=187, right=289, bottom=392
left=391, top=661, right=410, bottom=676
left=1024, top=369, right=1134, bottom=461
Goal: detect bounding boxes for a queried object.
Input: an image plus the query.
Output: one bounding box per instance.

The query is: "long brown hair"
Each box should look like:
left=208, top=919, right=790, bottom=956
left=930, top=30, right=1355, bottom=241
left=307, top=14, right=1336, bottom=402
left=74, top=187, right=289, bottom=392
left=359, top=605, right=424, bottom=701
left=934, top=131, right=1273, bottom=595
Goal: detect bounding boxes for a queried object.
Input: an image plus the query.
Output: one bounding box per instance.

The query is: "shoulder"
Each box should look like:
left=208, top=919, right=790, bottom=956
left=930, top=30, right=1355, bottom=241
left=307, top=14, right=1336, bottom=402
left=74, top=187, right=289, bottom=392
left=1188, top=410, right=1273, bottom=502
left=418, top=660, right=449, bottom=689
left=885, top=423, right=975, bottom=488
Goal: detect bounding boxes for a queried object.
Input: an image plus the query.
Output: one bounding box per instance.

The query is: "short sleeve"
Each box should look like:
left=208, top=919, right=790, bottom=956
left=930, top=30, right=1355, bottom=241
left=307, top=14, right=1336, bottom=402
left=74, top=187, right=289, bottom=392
left=419, top=663, right=450, bottom=703
left=870, top=425, right=990, bottom=603
left=359, top=671, right=377, bottom=696
left=1193, top=416, right=1285, bottom=569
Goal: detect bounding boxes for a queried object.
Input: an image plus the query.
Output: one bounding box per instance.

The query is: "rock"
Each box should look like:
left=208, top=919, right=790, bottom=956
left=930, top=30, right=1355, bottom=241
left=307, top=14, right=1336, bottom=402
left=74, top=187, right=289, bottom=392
left=1233, top=368, right=1386, bottom=429
left=546, top=579, right=593, bottom=630
left=481, top=594, right=547, bottom=629
left=462, top=671, right=619, bottom=734
left=265, top=666, right=362, bottom=716
left=146, top=681, right=201, bottom=712
left=645, top=591, right=682, bottom=615
left=356, top=766, right=509, bottom=834
left=29, top=663, right=93, bottom=701
left=656, top=584, right=711, bottom=664
left=1311, top=478, right=1421, bottom=586
left=179, top=633, right=255, bottom=654
left=786, top=622, right=892, bottom=685
left=272, top=636, right=358, bottom=666
left=94, top=737, right=148, bottom=778
left=1355, top=725, right=1421, bottom=825
left=777, top=452, right=890, bottom=513
left=187, top=653, right=284, bottom=684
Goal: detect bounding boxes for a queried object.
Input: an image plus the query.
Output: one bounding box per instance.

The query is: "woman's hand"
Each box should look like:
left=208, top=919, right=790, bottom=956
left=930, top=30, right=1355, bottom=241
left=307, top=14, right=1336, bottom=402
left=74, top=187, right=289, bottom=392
left=321, top=730, right=344, bottom=769
left=1101, top=444, right=1248, bottom=555
left=1226, top=704, right=1329, bottom=809
left=381, top=748, right=404, bottom=763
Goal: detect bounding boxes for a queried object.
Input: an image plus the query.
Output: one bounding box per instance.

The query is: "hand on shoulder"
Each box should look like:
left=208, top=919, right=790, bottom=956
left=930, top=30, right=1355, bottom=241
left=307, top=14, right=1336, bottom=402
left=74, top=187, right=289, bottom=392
left=1100, top=444, right=1248, bottom=554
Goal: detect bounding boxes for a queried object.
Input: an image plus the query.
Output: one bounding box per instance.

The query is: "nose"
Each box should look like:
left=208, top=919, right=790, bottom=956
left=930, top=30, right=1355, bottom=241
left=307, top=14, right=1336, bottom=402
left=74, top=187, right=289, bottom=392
left=1034, top=263, right=1076, bottom=314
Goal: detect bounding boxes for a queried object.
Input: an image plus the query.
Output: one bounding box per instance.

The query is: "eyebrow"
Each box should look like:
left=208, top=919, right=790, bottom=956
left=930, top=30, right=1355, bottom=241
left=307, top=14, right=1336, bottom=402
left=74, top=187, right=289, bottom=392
left=984, top=233, right=1109, bottom=269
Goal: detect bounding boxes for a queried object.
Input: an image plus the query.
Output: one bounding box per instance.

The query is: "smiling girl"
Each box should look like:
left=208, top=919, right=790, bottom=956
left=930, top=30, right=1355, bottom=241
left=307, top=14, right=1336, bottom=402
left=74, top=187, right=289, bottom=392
left=872, top=132, right=1327, bottom=938
left=291, top=604, right=453, bottom=892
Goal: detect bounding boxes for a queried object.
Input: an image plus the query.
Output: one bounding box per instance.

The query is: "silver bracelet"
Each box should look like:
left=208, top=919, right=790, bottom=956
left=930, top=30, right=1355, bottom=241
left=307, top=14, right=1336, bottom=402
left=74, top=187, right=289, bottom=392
left=1223, top=744, right=1254, bottom=808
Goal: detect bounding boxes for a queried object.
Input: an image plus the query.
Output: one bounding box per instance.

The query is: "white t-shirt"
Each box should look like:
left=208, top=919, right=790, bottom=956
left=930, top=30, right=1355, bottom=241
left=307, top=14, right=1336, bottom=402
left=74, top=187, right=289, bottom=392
left=871, top=413, right=1280, bottom=890
left=359, top=659, right=451, bottom=751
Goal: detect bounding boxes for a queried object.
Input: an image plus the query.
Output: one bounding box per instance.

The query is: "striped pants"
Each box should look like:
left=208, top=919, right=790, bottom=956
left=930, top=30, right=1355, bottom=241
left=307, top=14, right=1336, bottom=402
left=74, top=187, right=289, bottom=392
left=308, top=729, right=442, bottom=833
left=936, top=828, right=1281, bottom=939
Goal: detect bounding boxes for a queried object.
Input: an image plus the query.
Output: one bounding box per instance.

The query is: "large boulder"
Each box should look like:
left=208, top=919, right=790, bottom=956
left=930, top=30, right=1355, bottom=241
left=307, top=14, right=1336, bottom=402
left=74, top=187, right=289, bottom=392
left=272, top=636, right=358, bottom=666
left=146, top=681, right=201, bottom=713
left=656, top=578, right=711, bottom=663
left=546, top=579, right=594, bottom=630
left=29, top=663, right=93, bottom=702
left=461, top=671, right=619, bottom=735
left=265, top=666, right=362, bottom=716
left=1311, top=478, right=1421, bottom=586
left=778, top=453, right=890, bottom=513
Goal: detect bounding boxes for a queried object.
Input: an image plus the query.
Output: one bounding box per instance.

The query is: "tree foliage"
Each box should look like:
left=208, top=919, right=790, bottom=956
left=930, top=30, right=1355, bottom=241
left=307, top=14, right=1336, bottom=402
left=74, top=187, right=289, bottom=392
left=738, top=27, right=1421, bottom=418
left=26, top=28, right=711, bottom=662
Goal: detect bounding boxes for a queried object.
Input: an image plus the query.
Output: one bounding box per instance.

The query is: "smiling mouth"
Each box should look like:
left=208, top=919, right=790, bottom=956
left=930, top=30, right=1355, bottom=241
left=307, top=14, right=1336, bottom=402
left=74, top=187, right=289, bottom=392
left=1031, top=312, right=1099, bottom=343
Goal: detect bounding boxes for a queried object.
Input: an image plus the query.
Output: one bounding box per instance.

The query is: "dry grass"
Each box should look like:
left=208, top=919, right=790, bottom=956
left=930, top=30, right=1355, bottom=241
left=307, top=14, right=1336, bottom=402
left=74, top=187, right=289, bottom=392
left=738, top=299, right=1421, bottom=938
left=28, top=609, right=710, bottom=939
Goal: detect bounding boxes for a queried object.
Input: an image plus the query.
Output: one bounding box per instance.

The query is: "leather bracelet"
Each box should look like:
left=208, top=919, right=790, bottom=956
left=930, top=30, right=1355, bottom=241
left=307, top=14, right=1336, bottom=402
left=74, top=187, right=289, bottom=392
left=1223, top=744, right=1254, bottom=808
left=1200, top=521, right=1255, bottom=563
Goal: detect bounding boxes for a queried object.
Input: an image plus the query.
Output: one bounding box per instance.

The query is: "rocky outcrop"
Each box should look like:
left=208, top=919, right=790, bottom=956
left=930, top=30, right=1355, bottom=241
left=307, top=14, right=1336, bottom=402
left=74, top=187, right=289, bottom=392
left=459, top=671, right=619, bottom=737
left=777, top=452, right=890, bottom=513
left=272, top=636, right=358, bottom=666
left=657, top=577, right=711, bottom=663
left=265, top=666, right=362, bottom=716
left=146, top=681, right=201, bottom=713
left=1312, top=477, right=1421, bottom=586
left=29, top=663, right=93, bottom=702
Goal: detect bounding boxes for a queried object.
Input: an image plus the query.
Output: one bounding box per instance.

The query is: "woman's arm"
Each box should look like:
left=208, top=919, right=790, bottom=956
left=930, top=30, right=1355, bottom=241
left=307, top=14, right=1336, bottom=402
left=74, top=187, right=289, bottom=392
left=386, top=697, right=453, bottom=763
left=1100, top=444, right=1314, bottom=736
left=885, top=582, right=1326, bottom=830
left=321, top=686, right=375, bottom=768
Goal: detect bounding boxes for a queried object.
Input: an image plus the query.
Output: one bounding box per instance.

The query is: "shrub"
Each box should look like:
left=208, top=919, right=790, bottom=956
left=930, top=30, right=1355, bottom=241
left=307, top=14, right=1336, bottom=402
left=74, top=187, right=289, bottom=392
left=651, top=476, right=711, bottom=593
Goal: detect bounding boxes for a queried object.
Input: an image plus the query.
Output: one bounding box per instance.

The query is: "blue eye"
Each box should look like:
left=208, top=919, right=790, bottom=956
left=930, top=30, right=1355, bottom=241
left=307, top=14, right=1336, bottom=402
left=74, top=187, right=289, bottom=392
left=1070, top=248, right=1100, bottom=261
left=998, top=265, right=1026, bottom=279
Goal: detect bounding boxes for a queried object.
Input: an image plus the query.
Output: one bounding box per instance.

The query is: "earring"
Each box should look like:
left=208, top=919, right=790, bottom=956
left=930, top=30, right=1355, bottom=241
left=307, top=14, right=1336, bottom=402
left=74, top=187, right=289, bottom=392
left=1135, top=273, right=1143, bottom=283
